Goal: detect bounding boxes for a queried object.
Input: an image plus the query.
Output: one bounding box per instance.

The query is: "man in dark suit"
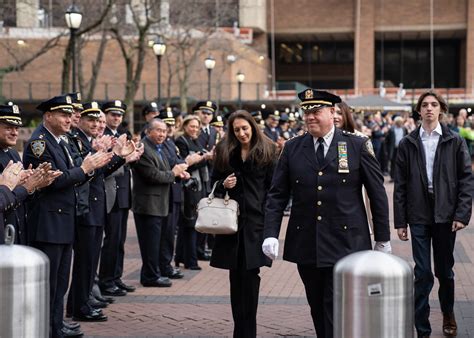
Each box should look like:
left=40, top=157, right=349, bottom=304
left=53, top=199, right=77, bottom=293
left=263, top=89, right=391, bottom=338
left=23, top=94, right=112, bottom=338
left=132, top=118, right=188, bottom=287
left=99, top=100, right=136, bottom=296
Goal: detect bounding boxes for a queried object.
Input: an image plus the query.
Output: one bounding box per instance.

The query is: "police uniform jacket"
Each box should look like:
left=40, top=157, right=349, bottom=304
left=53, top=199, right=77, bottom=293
left=394, top=124, right=472, bottom=227
left=23, top=124, right=87, bottom=244
left=264, top=128, right=390, bottom=267
left=264, top=125, right=280, bottom=143
left=104, top=127, right=131, bottom=212
left=132, top=137, right=175, bottom=217
left=210, top=145, right=275, bottom=270
left=0, top=148, right=29, bottom=244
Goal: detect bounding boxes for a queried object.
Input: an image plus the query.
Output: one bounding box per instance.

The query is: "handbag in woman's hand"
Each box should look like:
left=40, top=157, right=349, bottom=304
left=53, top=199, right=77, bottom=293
left=195, top=181, right=239, bottom=235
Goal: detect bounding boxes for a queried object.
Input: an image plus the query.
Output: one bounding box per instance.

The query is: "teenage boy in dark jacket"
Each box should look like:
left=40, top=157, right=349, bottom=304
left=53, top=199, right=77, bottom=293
left=394, top=91, right=472, bottom=338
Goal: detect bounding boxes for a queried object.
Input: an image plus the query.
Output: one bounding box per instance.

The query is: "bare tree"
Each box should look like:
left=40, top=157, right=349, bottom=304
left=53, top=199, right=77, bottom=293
left=161, top=0, right=238, bottom=111
left=109, top=0, right=162, bottom=132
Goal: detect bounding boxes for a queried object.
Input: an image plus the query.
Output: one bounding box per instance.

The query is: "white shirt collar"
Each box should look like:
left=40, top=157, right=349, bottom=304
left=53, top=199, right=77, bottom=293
left=43, top=125, right=62, bottom=144
left=313, top=125, right=335, bottom=147
left=420, top=123, right=442, bottom=138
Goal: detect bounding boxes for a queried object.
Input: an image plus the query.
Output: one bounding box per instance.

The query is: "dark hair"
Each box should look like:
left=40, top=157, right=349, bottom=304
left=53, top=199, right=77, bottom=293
left=335, top=102, right=356, bottom=132
left=214, top=110, right=276, bottom=171
left=415, top=91, right=448, bottom=114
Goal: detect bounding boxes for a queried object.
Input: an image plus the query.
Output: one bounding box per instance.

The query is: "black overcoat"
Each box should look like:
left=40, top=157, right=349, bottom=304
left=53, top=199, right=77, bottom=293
left=210, top=146, right=275, bottom=270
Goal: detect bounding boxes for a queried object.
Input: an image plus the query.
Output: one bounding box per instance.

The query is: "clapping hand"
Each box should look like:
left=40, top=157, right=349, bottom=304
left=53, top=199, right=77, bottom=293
left=125, top=141, right=144, bottom=163
left=93, top=135, right=114, bottom=152
left=113, top=134, right=136, bottom=158
left=0, top=161, right=23, bottom=190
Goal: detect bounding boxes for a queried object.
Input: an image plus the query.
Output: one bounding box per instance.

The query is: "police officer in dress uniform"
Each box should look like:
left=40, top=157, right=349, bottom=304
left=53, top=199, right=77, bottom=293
left=23, top=94, right=111, bottom=338
left=0, top=104, right=30, bottom=244
left=193, top=101, right=218, bottom=260
left=262, top=89, right=392, bottom=338
left=159, top=108, right=185, bottom=279
left=99, top=100, right=136, bottom=295
left=69, top=102, right=127, bottom=322
left=262, top=109, right=280, bottom=142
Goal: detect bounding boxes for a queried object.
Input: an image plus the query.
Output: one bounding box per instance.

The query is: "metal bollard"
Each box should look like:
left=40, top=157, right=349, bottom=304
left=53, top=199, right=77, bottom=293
left=334, top=250, right=413, bottom=338
left=0, top=225, right=50, bottom=338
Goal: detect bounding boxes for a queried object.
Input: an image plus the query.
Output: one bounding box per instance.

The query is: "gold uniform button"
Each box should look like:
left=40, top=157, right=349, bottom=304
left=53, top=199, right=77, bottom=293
left=342, top=179, right=346, bottom=183
left=296, top=180, right=299, bottom=183
left=317, top=186, right=322, bottom=191
left=58, top=209, right=62, bottom=213
left=317, top=216, right=322, bottom=221
left=94, top=197, right=98, bottom=201
left=317, top=201, right=322, bottom=206
left=318, top=171, right=323, bottom=176
left=296, top=226, right=300, bottom=230
left=343, top=225, right=347, bottom=230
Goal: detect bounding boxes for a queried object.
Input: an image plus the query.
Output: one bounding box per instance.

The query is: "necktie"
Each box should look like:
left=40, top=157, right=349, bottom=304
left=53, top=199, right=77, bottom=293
left=156, top=144, right=163, bottom=161
left=60, top=140, right=74, bottom=168
left=204, top=127, right=209, bottom=135
left=316, top=137, right=325, bottom=165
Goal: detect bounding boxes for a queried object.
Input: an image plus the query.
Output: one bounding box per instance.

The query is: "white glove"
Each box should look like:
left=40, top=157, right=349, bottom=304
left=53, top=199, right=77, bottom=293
left=374, top=241, right=392, bottom=254
left=262, top=237, right=279, bottom=260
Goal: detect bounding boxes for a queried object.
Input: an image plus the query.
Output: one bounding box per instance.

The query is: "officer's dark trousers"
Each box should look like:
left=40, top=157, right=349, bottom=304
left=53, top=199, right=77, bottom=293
left=181, top=225, right=198, bottom=268
left=70, top=225, right=103, bottom=316
left=229, top=235, right=260, bottom=338
left=159, top=202, right=180, bottom=275
left=99, top=202, right=128, bottom=288
left=134, top=213, right=164, bottom=284
left=297, top=265, right=334, bottom=338
left=409, top=222, right=456, bottom=336
left=32, top=242, right=72, bottom=338
left=116, top=209, right=129, bottom=281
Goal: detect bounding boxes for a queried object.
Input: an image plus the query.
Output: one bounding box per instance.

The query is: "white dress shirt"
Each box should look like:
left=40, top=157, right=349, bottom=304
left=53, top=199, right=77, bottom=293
left=313, top=125, right=335, bottom=157
left=420, top=123, right=442, bottom=192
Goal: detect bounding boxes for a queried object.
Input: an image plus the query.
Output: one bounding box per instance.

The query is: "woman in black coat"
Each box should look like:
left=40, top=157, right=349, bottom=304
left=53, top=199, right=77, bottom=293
left=175, top=115, right=211, bottom=270
left=211, top=110, right=276, bottom=338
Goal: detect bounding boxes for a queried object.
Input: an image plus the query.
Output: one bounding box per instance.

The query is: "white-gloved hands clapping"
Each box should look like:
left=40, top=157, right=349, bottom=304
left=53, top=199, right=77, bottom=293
left=262, top=237, right=279, bottom=260
left=374, top=241, right=392, bottom=254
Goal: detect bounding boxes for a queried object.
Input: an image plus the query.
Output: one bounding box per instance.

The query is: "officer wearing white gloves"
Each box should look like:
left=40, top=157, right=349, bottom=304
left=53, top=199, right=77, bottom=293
left=263, top=89, right=391, bottom=338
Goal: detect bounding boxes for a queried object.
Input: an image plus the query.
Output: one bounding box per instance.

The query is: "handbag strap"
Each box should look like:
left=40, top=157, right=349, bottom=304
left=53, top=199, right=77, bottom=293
left=208, top=181, right=231, bottom=203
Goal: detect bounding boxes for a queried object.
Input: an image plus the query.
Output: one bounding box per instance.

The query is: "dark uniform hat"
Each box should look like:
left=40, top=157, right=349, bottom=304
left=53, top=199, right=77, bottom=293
left=0, top=103, right=23, bottom=126
left=67, top=92, right=83, bottom=110
left=298, top=88, right=341, bottom=112
left=261, top=108, right=280, bottom=120
left=142, top=101, right=160, bottom=116
left=102, top=100, right=126, bottom=115
left=161, top=107, right=176, bottom=126
left=251, top=110, right=263, bottom=122
left=81, top=101, right=102, bottom=119
left=37, top=94, right=74, bottom=114
left=210, top=115, right=224, bottom=127
left=279, top=113, right=289, bottom=124
left=193, top=101, right=217, bottom=115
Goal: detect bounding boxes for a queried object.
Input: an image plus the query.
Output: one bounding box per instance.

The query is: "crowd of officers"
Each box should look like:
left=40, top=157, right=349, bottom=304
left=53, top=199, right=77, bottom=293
left=0, top=94, right=305, bottom=338
left=0, top=89, right=471, bottom=338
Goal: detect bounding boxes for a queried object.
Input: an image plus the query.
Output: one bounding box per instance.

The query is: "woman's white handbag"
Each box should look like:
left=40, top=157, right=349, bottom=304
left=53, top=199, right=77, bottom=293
left=195, top=182, right=239, bottom=235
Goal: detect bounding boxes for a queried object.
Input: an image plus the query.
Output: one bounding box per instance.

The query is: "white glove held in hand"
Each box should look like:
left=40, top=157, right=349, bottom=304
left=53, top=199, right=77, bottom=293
left=262, top=237, right=279, bottom=260
left=374, top=241, right=392, bottom=254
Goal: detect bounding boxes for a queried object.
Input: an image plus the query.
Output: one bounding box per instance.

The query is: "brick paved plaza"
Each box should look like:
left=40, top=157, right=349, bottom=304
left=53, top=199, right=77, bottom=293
left=82, top=181, right=474, bottom=338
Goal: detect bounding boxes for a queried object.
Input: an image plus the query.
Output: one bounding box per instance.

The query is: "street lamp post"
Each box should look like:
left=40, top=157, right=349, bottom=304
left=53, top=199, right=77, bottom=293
left=204, top=55, right=216, bottom=100
left=65, top=4, right=83, bottom=92
left=236, top=70, right=245, bottom=109
left=153, top=38, right=167, bottom=105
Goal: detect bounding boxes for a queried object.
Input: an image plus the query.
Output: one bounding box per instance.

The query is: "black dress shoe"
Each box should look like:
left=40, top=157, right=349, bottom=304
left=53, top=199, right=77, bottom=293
left=101, top=285, right=127, bottom=297
left=88, top=298, right=108, bottom=309
left=61, top=327, right=84, bottom=337
left=115, top=279, right=136, bottom=292
left=186, top=265, right=202, bottom=270
left=167, top=269, right=184, bottom=279
left=72, top=310, right=108, bottom=322
left=63, top=321, right=80, bottom=330
left=142, top=277, right=172, bottom=287
left=197, top=253, right=211, bottom=261
left=95, top=294, right=115, bottom=304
